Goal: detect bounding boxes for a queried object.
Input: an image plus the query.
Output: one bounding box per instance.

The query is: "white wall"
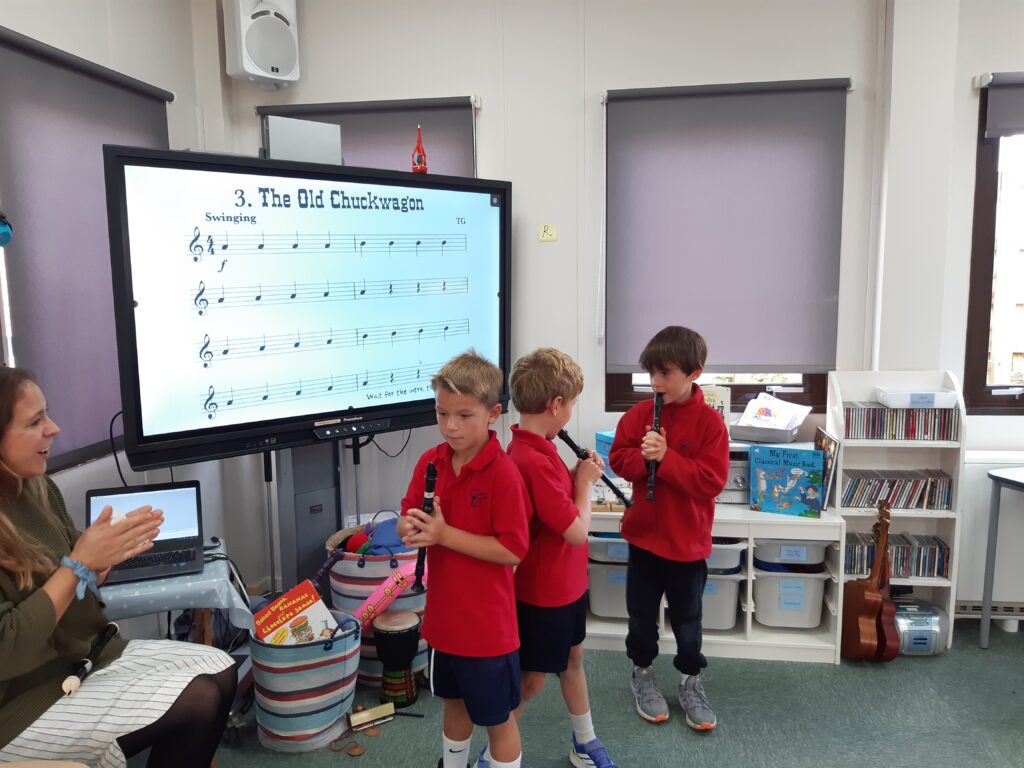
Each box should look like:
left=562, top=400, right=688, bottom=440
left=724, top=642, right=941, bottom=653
left=4, top=0, right=1024, bottom=588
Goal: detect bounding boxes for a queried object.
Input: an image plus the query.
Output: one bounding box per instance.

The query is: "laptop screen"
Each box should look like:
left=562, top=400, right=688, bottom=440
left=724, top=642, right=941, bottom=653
left=86, top=482, right=201, bottom=544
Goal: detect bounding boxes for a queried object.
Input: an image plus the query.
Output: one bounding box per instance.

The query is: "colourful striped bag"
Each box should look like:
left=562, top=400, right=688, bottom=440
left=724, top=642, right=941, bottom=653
left=327, top=514, right=428, bottom=686
left=251, top=610, right=360, bottom=752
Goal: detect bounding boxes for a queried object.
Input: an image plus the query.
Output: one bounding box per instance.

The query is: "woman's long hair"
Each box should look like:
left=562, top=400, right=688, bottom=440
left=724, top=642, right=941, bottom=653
left=0, top=367, right=56, bottom=589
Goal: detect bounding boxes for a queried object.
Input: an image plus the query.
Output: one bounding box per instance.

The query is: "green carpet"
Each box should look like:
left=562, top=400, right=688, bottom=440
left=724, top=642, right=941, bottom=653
left=217, top=622, right=1023, bottom=768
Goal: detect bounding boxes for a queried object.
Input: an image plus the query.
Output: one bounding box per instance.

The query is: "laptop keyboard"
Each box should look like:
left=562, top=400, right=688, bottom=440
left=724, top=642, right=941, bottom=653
left=113, top=548, right=196, bottom=571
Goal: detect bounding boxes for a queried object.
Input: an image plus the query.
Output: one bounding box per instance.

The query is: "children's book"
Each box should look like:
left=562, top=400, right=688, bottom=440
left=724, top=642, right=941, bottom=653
left=749, top=444, right=824, bottom=518
left=253, top=579, right=338, bottom=645
left=701, top=385, right=731, bottom=423
left=814, top=427, right=840, bottom=512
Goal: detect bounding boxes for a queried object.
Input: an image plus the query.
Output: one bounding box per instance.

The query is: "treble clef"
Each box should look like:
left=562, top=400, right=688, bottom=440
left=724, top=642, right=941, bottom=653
left=199, top=334, right=213, bottom=368
left=204, top=386, right=218, bottom=420
left=190, top=226, right=203, bottom=262
left=194, top=281, right=208, bottom=316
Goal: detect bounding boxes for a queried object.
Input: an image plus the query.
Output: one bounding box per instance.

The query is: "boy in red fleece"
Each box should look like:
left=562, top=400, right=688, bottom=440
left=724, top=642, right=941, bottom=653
left=609, top=326, right=729, bottom=731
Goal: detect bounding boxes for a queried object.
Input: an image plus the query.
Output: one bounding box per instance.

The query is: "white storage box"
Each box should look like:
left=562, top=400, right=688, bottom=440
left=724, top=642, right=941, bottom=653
left=707, top=538, right=746, bottom=572
left=589, top=561, right=628, bottom=618
left=875, top=387, right=957, bottom=409
left=752, top=569, right=828, bottom=628
left=703, top=573, right=742, bottom=631
left=753, top=539, right=827, bottom=566
left=588, top=534, right=630, bottom=564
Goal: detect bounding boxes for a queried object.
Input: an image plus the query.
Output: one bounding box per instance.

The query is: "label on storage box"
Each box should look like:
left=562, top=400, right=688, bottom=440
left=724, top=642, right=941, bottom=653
left=781, top=545, right=807, bottom=562
left=704, top=580, right=718, bottom=596
left=607, top=542, right=629, bottom=561
left=779, top=579, right=805, bottom=611
left=910, top=392, right=935, bottom=408
left=607, top=569, right=627, bottom=585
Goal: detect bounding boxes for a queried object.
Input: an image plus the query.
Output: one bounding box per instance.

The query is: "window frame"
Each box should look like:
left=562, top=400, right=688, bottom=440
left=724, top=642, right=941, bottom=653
left=605, top=372, right=827, bottom=413
left=964, top=88, right=1024, bottom=414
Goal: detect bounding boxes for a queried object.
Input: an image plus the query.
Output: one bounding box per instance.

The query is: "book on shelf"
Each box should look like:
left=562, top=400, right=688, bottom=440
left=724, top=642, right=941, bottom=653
left=253, top=579, right=338, bottom=645
left=749, top=444, right=824, bottom=518
left=841, top=401, right=960, bottom=441
left=701, top=385, right=731, bottom=423
left=814, top=427, right=840, bottom=512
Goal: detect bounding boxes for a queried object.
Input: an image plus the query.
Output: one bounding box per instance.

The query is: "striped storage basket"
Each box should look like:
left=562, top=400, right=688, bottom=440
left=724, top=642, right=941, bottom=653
left=251, top=610, right=360, bottom=752
left=329, top=550, right=428, bottom=686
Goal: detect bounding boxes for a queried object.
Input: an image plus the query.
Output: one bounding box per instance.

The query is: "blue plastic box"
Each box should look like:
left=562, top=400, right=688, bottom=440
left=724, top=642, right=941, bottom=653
left=595, top=430, right=617, bottom=478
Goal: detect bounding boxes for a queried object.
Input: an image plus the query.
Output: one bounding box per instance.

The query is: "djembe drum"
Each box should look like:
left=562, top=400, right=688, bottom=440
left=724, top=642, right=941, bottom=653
left=370, top=610, right=422, bottom=707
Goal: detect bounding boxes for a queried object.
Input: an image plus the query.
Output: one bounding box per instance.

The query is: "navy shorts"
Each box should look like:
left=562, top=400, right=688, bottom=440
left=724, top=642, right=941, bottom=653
left=517, top=593, right=588, bottom=674
left=430, top=649, right=521, bottom=726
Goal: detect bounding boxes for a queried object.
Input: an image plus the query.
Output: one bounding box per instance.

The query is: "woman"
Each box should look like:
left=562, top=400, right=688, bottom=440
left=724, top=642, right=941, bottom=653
left=0, top=367, right=236, bottom=768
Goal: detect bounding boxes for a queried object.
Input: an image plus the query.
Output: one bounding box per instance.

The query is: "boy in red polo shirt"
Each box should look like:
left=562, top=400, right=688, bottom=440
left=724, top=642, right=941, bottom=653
left=505, top=348, right=617, bottom=768
left=399, top=350, right=530, bottom=768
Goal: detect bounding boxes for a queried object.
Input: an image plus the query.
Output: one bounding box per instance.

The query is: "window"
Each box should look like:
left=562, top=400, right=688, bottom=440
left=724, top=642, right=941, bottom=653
left=603, top=80, right=848, bottom=413
left=965, top=78, right=1024, bottom=413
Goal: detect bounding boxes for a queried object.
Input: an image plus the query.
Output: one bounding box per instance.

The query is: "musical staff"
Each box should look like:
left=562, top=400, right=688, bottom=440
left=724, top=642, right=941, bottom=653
left=187, top=229, right=466, bottom=260
left=195, top=318, right=469, bottom=367
left=190, top=276, right=468, bottom=314
left=199, top=362, right=440, bottom=418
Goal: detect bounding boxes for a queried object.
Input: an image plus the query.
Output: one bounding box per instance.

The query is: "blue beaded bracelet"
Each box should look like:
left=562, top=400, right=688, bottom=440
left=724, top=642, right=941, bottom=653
left=60, top=556, right=100, bottom=600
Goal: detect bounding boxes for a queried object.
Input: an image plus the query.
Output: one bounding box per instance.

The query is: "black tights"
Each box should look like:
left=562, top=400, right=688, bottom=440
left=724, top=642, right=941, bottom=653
left=117, top=666, right=236, bottom=768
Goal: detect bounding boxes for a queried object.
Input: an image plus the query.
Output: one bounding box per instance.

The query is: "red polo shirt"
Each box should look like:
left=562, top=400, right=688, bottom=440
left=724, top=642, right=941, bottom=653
left=401, top=431, right=530, bottom=657
left=507, top=425, right=589, bottom=607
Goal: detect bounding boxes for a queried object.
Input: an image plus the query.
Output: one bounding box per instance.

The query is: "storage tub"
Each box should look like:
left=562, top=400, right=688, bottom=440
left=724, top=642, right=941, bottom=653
left=875, top=387, right=957, bottom=409
left=588, top=534, right=630, bottom=564
left=589, top=561, right=628, bottom=618
left=707, top=538, right=747, bottom=573
left=703, top=573, right=743, bottom=631
left=753, top=539, right=827, bottom=566
left=595, top=430, right=619, bottom=478
left=752, top=569, right=828, bottom=628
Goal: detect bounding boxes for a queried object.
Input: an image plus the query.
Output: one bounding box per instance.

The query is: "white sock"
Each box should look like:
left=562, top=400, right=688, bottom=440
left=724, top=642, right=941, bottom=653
left=489, top=754, right=522, bottom=768
left=443, top=733, right=472, bottom=768
left=570, top=710, right=596, bottom=744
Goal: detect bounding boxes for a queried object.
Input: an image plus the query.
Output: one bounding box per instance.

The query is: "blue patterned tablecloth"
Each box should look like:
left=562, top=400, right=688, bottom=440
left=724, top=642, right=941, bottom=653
left=99, top=542, right=254, bottom=632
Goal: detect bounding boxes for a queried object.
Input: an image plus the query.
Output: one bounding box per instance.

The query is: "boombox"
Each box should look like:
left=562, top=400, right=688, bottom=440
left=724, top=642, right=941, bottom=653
left=893, top=597, right=949, bottom=655
left=716, top=445, right=750, bottom=505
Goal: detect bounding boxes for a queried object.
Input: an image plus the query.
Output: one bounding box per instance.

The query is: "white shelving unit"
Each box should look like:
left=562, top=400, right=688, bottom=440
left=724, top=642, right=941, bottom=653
left=825, top=370, right=965, bottom=649
left=586, top=504, right=846, bottom=664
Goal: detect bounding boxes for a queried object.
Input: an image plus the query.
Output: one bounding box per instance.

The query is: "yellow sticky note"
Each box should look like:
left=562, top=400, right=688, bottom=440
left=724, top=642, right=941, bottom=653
left=539, top=224, right=558, bottom=242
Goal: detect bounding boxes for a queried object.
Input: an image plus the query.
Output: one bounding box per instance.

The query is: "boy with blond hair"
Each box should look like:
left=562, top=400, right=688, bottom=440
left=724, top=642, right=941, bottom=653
left=398, top=350, right=530, bottom=768
left=505, top=347, right=617, bottom=768
left=610, top=326, right=729, bottom=731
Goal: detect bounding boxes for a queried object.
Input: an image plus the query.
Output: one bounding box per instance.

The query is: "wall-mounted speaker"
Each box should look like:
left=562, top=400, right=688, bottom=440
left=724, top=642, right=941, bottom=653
left=224, top=0, right=300, bottom=87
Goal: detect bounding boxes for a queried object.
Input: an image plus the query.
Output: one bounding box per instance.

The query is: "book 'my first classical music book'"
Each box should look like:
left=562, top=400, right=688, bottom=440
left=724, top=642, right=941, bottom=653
left=749, top=444, right=824, bottom=518
left=253, top=579, right=338, bottom=645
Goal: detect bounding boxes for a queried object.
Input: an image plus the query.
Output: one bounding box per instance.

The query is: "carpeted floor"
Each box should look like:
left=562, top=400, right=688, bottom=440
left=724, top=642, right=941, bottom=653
left=216, top=621, right=1023, bottom=768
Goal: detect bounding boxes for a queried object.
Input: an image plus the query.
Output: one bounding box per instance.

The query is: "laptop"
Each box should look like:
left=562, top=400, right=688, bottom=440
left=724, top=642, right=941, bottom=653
left=86, top=480, right=204, bottom=584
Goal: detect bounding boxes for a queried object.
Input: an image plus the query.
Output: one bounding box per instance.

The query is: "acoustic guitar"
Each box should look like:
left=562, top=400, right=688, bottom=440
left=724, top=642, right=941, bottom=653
left=841, top=500, right=892, bottom=661
left=874, top=528, right=900, bottom=662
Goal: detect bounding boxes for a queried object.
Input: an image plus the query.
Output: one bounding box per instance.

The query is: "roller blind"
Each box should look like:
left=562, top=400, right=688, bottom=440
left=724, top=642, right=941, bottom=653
left=984, top=72, right=1024, bottom=139
left=605, top=79, right=848, bottom=374
left=0, top=26, right=171, bottom=466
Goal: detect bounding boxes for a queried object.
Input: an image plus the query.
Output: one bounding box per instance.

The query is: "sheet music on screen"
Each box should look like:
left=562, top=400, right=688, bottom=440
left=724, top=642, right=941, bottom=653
left=121, top=165, right=502, bottom=437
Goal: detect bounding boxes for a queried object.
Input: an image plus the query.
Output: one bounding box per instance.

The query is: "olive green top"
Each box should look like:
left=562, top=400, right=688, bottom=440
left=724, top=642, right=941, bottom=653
left=0, top=478, right=128, bottom=748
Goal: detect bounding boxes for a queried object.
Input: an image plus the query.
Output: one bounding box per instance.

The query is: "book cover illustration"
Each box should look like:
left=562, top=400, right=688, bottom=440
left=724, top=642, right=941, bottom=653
left=749, top=444, right=824, bottom=518
left=253, top=578, right=338, bottom=645
left=701, top=385, right=731, bottom=423
left=814, top=427, right=840, bottom=512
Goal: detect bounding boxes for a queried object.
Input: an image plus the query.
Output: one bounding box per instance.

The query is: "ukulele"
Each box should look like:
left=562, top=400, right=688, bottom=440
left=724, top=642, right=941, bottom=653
left=874, top=524, right=900, bottom=662
left=841, top=499, right=892, bottom=661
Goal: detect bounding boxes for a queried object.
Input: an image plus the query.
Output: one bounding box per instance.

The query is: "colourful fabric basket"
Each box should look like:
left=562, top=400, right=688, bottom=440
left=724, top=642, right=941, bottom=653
left=250, top=610, right=360, bottom=752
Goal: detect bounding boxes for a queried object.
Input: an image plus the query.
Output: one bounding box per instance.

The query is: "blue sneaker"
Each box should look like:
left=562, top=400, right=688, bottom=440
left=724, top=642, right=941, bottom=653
left=474, top=743, right=491, bottom=768
left=570, top=734, right=618, bottom=768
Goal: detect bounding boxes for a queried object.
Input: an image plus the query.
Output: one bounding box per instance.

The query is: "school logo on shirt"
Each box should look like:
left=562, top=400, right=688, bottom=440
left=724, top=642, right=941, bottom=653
left=470, top=488, right=488, bottom=508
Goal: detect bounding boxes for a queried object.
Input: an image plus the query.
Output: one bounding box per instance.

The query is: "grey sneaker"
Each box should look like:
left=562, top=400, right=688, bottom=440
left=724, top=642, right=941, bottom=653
left=631, top=666, right=669, bottom=723
left=678, top=674, right=717, bottom=731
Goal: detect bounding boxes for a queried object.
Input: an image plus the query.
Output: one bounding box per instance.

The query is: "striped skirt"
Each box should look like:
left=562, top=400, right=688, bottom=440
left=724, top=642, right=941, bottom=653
left=0, top=641, right=233, bottom=768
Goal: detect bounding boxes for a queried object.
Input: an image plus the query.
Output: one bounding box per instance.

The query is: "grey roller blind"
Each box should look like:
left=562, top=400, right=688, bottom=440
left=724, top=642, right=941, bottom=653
left=0, top=26, right=171, bottom=465
left=984, top=72, right=1024, bottom=139
left=605, top=79, right=848, bottom=374
left=258, top=96, right=476, bottom=176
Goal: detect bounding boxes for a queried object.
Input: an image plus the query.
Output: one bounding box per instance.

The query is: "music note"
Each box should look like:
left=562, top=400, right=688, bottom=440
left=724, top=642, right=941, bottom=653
left=359, top=239, right=366, bottom=258
left=293, top=332, right=301, bottom=349
left=221, top=337, right=230, bottom=357
left=327, top=375, right=335, bottom=392
left=290, top=281, right=297, bottom=300
left=417, top=328, right=424, bottom=343
left=443, top=324, right=450, bottom=340
left=295, top=379, right=303, bottom=396
left=199, top=334, right=213, bottom=368
left=361, top=332, right=369, bottom=347
left=190, top=227, right=203, bottom=262
left=324, top=232, right=332, bottom=249
left=261, top=383, right=269, bottom=401
left=326, top=328, right=333, bottom=345
left=217, top=286, right=225, bottom=304
left=204, top=386, right=218, bottom=419
left=226, top=387, right=235, bottom=406
left=440, top=238, right=447, bottom=257
left=257, top=232, right=265, bottom=250
left=194, top=281, right=208, bottom=316
left=415, top=239, right=421, bottom=257
left=259, top=334, right=266, bottom=352
left=255, top=283, right=262, bottom=302
left=360, top=280, right=367, bottom=297
left=388, top=240, right=395, bottom=257
left=323, top=281, right=331, bottom=298
left=361, top=371, right=369, bottom=388
left=220, top=233, right=229, bottom=251
left=292, top=232, right=299, bottom=249
left=390, top=330, right=397, bottom=346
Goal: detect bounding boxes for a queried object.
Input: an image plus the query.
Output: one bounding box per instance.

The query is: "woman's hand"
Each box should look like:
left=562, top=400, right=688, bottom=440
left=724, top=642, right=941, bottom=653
left=71, top=504, right=164, bottom=571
